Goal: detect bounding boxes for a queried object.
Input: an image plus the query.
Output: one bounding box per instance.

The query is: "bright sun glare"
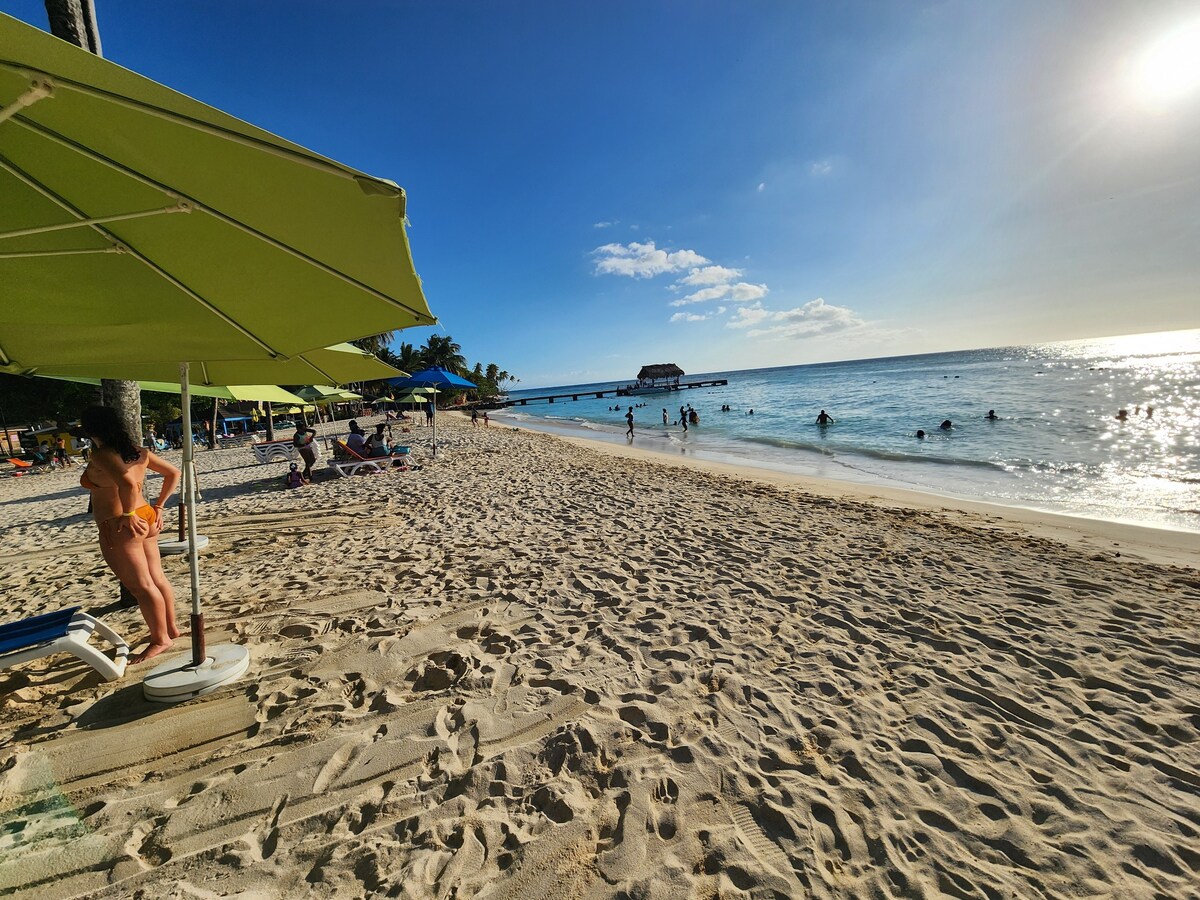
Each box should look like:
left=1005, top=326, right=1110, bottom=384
left=1131, top=19, right=1200, bottom=108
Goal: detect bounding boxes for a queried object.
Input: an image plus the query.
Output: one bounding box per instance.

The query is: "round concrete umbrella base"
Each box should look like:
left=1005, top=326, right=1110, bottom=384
left=143, top=643, right=250, bottom=703
left=158, top=534, right=210, bottom=555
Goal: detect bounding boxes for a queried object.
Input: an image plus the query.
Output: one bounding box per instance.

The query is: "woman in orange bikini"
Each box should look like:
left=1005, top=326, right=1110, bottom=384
left=78, top=406, right=182, bottom=664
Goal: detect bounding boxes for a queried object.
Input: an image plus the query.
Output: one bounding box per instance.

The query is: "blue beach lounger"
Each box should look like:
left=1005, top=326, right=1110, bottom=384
left=0, top=607, right=128, bottom=682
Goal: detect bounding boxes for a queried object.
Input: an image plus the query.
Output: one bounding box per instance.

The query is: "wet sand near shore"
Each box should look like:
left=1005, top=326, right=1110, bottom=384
left=1, top=415, right=1198, bottom=898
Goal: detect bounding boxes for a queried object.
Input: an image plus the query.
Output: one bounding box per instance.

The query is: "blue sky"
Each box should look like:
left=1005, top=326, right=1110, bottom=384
left=8, top=1, right=1199, bottom=387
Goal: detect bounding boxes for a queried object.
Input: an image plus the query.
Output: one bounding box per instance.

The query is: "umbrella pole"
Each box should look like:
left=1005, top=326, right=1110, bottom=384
left=179, top=362, right=205, bottom=667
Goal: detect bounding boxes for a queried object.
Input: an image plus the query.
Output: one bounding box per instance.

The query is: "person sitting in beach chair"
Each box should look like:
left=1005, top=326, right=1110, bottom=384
left=365, top=423, right=391, bottom=458
left=328, top=438, right=412, bottom=476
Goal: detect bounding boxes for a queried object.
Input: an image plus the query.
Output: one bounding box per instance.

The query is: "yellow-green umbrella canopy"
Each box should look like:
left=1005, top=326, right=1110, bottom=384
left=6, top=343, right=403, bottom=385
left=0, top=13, right=435, bottom=375
left=295, top=384, right=364, bottom=404
left=47, top=376, right=307, bottom=405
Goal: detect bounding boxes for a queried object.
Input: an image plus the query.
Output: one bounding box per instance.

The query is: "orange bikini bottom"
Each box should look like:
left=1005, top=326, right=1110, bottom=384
left=99, top=505, right=157, bottom=547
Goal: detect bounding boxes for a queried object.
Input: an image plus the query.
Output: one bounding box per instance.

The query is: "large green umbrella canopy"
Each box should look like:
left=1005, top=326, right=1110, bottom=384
left=0, top=12, right=436, bottom=375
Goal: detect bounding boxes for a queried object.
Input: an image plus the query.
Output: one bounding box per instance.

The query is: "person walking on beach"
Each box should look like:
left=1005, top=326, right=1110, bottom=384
left=54, top=435, right=74, bottom=467
left=815, top=410, right=834, bottom=425
left=424, top=400, right=435, bottom=427
left=77, top=406, right=181, bottom=664
left=663, top=408, right=668, bottom=426
left=625, top=407, right=635, bottom=437
left=292, top=422, right=318, bottom=481
left=471, top=408, right=479, bottom=427
left=483, top=411, right=490, bottom=427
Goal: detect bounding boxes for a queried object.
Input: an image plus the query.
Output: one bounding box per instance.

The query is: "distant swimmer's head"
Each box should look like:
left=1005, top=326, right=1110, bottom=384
left=940, top=420, right=952, bottom=429
left=986, top=409, right=996, bottom=418
left=1116, top=409, right=1129, bottom=420
left=916, top=430, right=926, bottom=439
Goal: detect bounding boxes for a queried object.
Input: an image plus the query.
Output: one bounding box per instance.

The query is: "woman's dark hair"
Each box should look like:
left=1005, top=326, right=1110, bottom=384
left=80, top=406, right=142, bottom=463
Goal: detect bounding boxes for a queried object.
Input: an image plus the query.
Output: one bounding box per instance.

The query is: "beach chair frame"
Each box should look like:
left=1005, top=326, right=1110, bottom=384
left=0, top=606, right=129, bottom=682
left=327, top=440, right=410, bottom=476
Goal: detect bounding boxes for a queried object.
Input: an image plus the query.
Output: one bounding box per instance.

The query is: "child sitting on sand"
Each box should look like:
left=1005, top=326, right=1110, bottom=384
left=285, top=463, right=305, bottom=488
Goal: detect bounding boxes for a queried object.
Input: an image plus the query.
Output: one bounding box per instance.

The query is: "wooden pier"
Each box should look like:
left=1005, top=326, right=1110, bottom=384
left=482, top=378, right=728, bottom=408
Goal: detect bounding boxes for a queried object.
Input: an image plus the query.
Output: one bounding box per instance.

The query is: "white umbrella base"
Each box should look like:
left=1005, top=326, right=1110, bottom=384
left=158, top=534, right=210, bottom=555
left=143, top=643, right=250, bottom=703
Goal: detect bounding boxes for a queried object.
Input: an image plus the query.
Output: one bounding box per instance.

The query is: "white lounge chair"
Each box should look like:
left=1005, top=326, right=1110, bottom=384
left=251, top=440, right=299, bottom=464
left=0, top=606, right=129, bottom=682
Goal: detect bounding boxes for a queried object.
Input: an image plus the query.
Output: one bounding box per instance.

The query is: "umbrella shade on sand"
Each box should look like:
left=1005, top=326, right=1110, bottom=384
left=386, top=367, right=475, bottom=456
left=0, top=14, right=434, bottom=702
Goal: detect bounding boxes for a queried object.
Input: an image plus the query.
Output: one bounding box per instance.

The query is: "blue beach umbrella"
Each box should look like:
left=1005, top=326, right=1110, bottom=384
left=386, top=366, right=475, bottom=456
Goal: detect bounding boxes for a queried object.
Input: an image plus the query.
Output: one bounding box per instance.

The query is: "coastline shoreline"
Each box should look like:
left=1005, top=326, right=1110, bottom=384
left=488, top=410, right=1200, bottom=569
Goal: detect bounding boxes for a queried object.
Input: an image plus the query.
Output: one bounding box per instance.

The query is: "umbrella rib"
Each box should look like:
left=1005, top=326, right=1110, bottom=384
left=0, top=247, right=118, bottom=258
left=0, top=152, right=285, bottom=358
left=0, top=204, right=188, bottom=240
left=11, top=115, right=438, bottom=326
left=0, top=64, right=398, bottom=193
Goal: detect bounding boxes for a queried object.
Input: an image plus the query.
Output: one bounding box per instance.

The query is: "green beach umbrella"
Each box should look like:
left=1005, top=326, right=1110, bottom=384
left=0, top=14, right=435, bottom=702
left=295, top=384, right=365, bottom=404
left=6, top=343, right=405, bottom=386
left=47, top=376, right=308, bottom=406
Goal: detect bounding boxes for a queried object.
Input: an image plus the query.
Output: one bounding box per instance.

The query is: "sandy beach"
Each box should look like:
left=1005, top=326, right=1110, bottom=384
left=2, top=414, right=1198, bottom=898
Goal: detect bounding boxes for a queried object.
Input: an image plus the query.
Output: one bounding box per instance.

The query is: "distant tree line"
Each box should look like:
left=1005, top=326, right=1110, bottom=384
left=353, top=333, right=518, bottom=401
left=0, top=332, right=517, bottom=450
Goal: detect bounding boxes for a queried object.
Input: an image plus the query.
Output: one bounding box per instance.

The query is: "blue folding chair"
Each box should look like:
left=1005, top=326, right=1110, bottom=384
left=0, top=607, right=128, bottom=682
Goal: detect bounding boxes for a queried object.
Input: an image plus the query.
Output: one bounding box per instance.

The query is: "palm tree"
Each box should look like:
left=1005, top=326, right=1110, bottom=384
left=351, top=331, right=396, bottom=357
left=421, top=335, right=467, bottom=374
left=395, top=341, right=424, bottom=374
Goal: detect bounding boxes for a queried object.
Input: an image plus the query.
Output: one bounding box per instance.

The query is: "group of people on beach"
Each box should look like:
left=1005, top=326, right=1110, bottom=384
left=469, top=408, right=490, bottom=427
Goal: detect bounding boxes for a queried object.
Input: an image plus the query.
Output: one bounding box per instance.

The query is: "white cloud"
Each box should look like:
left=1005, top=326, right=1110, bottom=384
left=728, top=297, right=864, bottom=339
left=716, top=306, right=727, bottom=315
left=810, top=159, right=834, bottom=177
left=757, top=182, right=766, bottom=192
left=727, top=301, right=771, bottom=329
left=671, top=281, right=769, bottom=307
left=729, top=282, right=769, bottom=302
left=593, top=240, right=709, bottom=278
left=670, top=311, right=710, bottom=323
left=593, top=220, right=618, bottom=229
left=670, top=285, right=729, bottom=307
left=677, top=265, right=743, bottom=286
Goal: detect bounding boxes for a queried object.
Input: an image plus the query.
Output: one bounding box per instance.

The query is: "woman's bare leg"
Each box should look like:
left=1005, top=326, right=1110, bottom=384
left=99, top=528, right=175, bottom=663
left=141, top=535, right=181, bottom=640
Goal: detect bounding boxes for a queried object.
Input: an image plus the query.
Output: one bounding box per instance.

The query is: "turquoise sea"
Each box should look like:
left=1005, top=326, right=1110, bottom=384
left=497, top=330, right=1200, bottom=533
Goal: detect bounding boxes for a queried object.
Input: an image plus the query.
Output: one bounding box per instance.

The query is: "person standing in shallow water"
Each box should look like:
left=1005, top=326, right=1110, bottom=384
left=625, top=407, right=635, bottom=437
left=77, top=405, right=182, bottom=664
